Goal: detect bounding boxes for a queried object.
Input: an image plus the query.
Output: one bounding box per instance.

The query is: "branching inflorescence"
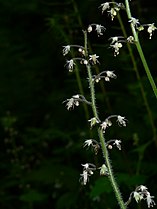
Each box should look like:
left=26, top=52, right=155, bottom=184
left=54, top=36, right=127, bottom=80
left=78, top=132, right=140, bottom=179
left=62, top=1, right=156, bottom=208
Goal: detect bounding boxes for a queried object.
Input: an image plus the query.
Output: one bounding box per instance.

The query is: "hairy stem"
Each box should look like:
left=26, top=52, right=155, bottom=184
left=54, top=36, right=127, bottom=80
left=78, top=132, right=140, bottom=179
left=125, top=0, right=157, bottom=99
left=84, top=30, right=126, bottom=209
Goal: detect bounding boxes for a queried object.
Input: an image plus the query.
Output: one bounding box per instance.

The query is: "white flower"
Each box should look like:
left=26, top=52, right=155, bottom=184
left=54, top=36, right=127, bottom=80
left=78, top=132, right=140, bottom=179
left=63, top=94, right=80, bottom=110
left=109, top=36, right=119, bottom=44
left=65, top=59, right=75, bottom=72
left=78, top=48, right=85, bottom=56
left=146, top=192, right=156, bottom=208
left=139, top=185, right=148, bottom=191
left=89, top=54, right=100, bottom=64
left=80, top=163, right=96, bottom=185
left=80, top=170, right=88, bottom=185
left=100, top=121, right=108, bottom=132
left=73, top=94, right=80, bottom=99
left=117, top=115, right=127, bottom=126
left=129, top=17, right=140, bottom=27
left=110, top=42, right=123, bottom=56
left=95, top=24, right=106, bottom=37
left=99, top=164, right=109, bottom=176
left=99, top=2, right=110, bottom=14
left=100, top=119, right=112, bottom=132
left=87, top=25, right=93, bottom=33
left=147, top=23, right=157, bottom=39
left=62, top=45, right=70, bottom=56
left=88, top=117, right=100, bottom=128
left=64, top=98, right=79, bottom=110
left=137, top=25, right=144, bottom=31
left=108, top=8, right=117, bottom=21
left=95, top=77, right=101, bottom=83
left=133, top=191, right=143, bottom=203
left=127, top=36, right=135, bottom=43
left=106, top=71, right=117, bottom=79
left=113, top=140, right=121, bottom=150
left=84, top=139, right=93, bottom=147
left=83, top=59, right=88, bottom=65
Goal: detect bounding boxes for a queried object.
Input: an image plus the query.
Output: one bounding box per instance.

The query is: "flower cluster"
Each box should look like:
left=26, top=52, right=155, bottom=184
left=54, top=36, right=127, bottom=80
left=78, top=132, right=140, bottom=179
left=92, top=70, right=117, bottom=83
left=108, top=35, right=135, bottom=56
left=129, top=17, right=157, bottom=39
left=87, top=24, right=106, bottom=37
left=99, top=2, right=125, bottom=21
left=63, top=45, right=101, bottom=72
left=83, top=139, right=100, bottom=155
left=62, top=45, right=85, bottom=56
left=126, top=185, right=156, bottom=208
left=80, top=163, right=96, bottom=185
left=88, top=117, right=100, bottom=128
left=106, top=139, right=122, bottom=150
left=63, top=94, right=91, bottom=110
left=100, top=115, right=127, bottom=133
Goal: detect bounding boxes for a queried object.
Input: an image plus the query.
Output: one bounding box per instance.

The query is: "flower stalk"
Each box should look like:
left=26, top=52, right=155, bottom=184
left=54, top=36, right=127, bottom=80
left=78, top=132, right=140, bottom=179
left=83, top=30, right=126, bottom=209
left=125, top=0, right=157, bottom=99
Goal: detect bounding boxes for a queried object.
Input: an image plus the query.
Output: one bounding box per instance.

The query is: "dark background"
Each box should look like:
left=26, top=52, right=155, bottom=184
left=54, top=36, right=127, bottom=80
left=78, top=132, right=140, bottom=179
left=0, top=0, right=157, bottom=209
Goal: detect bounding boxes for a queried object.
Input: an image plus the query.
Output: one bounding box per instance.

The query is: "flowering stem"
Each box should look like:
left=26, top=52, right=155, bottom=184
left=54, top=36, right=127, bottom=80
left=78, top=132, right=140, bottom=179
left=115, top=11, right=157, bottom=146
left=125, top=0, right=157, bottom=99
left=83, top=30, right=126, bottom=209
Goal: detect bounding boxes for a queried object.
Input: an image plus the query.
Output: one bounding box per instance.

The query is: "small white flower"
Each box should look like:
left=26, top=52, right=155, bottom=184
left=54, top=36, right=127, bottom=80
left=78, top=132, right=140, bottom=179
left=129, top=17, right=140, bottom=27
left=108, top=8, right=117, bottom=21
left=133, top=191, right=143, bottom=203
left=95, top=24, right=106, bottom=37
left=100, top=121, right=108, bottom=132
left=99, top=2, right=110, bottom=14
left=146, top=192, right=156, bottom=208
left=109, top=36, right=119, bottom=44
left=64, top=98, right=79, bottom=110
left=137, top=25, right=144, bottom=31
left=100, top=119, right=112, bottom=132
left=89, top=54, right=100, bottom=64
left=127, top=36, right=135, bottom=43
left=80, top=170, right=88, bottom=185
left=88, top=117, right=100, bottom=128
left=110, top=42, right=123, bottom=56
left=139, top=185, right=148, bottom=192
left=65, top=59, right=75, bottom=72
left=63, top=94, right=80, bottom=110
left=72, top=94, right=79, bottom=99
left=95, top=77, right=101, bottom=83
left=83, top=59, right=88, bottom=65
left=113, top=140, right=121, bottom=150
left=84, top=139, right=93, bottom=147
left=117, top=115, right=127, bottom=126
left=78, top=48, right=85, bottom=56
left=87, top=25, right=93, bottom=33
left=99, top=164, right=109, bottom=176
left=80, top=163, right=96, bottom=185
left=106, top=71, right=117, bottom=79
left=62, top=45, right=70, bottom=56
left=147, top=23, right=157, bottom=39
left=82, top=163, right=90, bottom=170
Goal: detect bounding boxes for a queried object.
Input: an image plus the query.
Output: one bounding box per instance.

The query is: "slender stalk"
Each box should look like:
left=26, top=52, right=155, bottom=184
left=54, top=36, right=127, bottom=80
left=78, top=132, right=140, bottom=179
left=72, top=0, right=112, bottom=112
left=125, top=0, right=157, bottom=99
left=84, top=30, right=126, bottom=209
left=116, top=11, right=157, bottom=145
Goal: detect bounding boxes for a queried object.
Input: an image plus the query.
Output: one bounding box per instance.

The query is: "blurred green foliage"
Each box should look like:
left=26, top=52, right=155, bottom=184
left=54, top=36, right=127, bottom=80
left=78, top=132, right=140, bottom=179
left=0, top=0, right=157, bottom=209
